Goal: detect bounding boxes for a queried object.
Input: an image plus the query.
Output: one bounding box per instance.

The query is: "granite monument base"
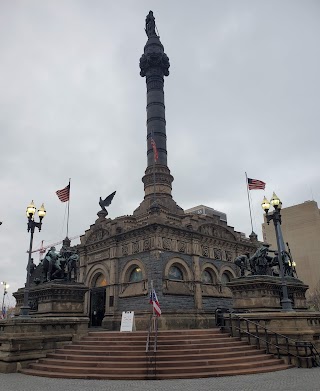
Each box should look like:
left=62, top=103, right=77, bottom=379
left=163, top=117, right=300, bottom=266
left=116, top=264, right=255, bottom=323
left=0, top=316, right=89, bottom=373
left=226, top=275, right=308, bottom=312
left=13, top=281, right=89, bottom=317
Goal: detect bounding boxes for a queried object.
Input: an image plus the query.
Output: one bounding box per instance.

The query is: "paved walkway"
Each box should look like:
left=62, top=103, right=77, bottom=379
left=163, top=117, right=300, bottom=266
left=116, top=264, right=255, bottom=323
left=1, top=368, right=320, bottom=391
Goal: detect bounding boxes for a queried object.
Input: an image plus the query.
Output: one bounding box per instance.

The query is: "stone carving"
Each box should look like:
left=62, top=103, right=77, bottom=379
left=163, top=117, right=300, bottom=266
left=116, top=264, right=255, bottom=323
left=122, top=244, right=128, bottom=256
left=214, top=248, right=222, bottom=260
left=87, top=229, right=109, bottom=244
left=140, top=52, right=170, bottom=77
left=200, top=225, right=213, bottom=236
left=143, top=238, right=151, bottom=251
left=163, top=238, right=171, bottom=250
left=202, top=245, right=209, bottom=257
left=223, top=230, right=236, bottom=241
left=199, top=225, right=235, bottom=241
left=225, top=251, right=233, bottom=262
left=132, top=241, right=140, bottom=253
left=178, top=241, right=186, bottom=253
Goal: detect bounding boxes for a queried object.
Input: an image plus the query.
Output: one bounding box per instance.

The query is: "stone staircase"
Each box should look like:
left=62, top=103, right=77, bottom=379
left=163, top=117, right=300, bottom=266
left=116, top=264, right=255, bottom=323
left=21, top=328, right=292, bottom=379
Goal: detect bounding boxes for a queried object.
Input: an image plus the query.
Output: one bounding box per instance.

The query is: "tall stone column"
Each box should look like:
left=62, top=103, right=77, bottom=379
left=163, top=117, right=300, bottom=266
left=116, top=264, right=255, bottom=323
left=134, top=11, right=183, bottom=215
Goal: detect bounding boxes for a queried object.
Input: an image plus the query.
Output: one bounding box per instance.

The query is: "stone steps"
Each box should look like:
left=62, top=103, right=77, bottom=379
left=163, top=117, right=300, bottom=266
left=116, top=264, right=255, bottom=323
left=38, top=353, right=277, bottom=368
left=46, top=347, right=261, bottom=361
left=21, top=328, right=292, bottom=379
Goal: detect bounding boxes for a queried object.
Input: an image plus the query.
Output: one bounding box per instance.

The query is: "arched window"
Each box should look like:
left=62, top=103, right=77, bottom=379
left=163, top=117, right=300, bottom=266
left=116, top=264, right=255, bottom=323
left=221, top=272, right=232, bottom=285
left=129, top=267, right=143, bottom=282
left=202, top=270, right=213, bottom=284
left=93, top=273, right=107, bottom=287
left=168, top=265, right=183, bottom=281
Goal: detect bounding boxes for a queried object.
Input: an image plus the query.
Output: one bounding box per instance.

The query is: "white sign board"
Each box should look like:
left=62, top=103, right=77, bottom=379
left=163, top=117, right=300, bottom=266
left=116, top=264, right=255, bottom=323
left=120, top=311, right=135, bottom=332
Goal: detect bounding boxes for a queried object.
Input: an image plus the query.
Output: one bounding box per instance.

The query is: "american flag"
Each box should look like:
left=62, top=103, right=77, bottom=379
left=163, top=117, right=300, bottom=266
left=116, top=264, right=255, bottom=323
left=150, top=136, right=159, bottom=162
left=149, top=288, right=161, bottom=317
left=247, top=178, right=266, bottom=190
left=56, top=183, right=70, bottom=202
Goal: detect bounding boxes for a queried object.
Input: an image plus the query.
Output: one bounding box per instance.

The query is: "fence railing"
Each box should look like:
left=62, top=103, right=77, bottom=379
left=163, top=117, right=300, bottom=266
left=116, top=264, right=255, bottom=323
left=146, top=315, right=158, bottom=378
left=217, top=311, right=320, bottom=368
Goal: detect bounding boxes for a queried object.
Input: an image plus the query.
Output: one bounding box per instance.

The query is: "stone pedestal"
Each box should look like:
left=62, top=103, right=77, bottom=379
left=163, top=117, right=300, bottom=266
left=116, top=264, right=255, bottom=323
left=227, top=275, right=308, bottom=312
left=0, top=316, right=89, bottom=373
left=223, top=311, right=320, bottom=366
left=13, top=281, right=88, bottom=317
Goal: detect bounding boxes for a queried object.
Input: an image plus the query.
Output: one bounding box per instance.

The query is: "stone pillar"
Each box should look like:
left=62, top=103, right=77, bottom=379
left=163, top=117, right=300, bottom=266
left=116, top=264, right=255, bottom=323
left=192, top=255, right=203, bottom=310
left=134, top=12, right=184, bottom=216
left=107, top=258, right=116, bottom=316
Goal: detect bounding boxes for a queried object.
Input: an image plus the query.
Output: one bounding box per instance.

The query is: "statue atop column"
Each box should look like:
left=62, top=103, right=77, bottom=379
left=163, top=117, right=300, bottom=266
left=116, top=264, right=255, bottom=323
left=145, top=11, right=157, bottom=37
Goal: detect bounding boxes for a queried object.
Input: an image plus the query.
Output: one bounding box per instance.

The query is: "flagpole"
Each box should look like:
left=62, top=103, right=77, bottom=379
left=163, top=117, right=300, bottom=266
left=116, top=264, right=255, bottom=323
left=66, top=178, right=71, bottom=238
left=245, top=172, right=254, bottom=233
left=151, top=279, right=155, bottom=317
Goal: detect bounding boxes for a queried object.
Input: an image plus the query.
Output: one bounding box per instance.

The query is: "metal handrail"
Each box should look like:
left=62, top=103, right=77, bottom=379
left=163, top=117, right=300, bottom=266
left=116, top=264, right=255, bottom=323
left=146, top=315, right=158, bottom=378
left=220, top=313, right=320, bottom=368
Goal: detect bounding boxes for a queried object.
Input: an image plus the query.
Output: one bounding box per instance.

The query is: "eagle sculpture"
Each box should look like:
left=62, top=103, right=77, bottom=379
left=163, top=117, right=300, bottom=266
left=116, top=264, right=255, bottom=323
left=99, top=191, right=116, bottom=214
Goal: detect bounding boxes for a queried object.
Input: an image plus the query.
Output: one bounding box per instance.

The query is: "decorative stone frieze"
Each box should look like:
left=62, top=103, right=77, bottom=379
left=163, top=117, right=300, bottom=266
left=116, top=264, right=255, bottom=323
left=132, top=241, right=140, bottom=253
left=178, top=241, right=186, bottom=253
left=163, top=238, right=171, bottom=250
left=214, top=248, right=222, bottom=260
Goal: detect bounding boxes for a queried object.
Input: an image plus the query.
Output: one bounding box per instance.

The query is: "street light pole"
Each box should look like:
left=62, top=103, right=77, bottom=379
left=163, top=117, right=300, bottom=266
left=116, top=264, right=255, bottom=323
left=19, top=201, right=46, bottom=317
left=262, top=193, right=293, bottom=312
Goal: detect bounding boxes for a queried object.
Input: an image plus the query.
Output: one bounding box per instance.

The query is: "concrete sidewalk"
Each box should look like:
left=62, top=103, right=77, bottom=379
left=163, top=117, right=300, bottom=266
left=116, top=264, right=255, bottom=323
left=0, top=368, right=320, bottom=391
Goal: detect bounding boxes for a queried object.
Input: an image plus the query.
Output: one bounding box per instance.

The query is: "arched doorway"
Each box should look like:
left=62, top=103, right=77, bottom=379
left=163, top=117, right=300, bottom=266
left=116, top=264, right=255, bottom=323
left=90, top=273, right=107, bottom=327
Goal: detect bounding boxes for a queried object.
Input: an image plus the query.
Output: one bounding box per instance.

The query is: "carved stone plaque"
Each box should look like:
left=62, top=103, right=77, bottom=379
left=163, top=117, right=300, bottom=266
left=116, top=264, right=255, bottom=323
left=214, top=248, right=222, bottom=260
left=132, top=241, right=139, bottom=253
left=163, top=238, right=171, bottom=250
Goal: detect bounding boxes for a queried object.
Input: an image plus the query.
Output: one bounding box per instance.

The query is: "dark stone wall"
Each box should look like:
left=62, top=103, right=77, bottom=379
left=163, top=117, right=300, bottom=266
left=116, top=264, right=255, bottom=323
left=117, top=296, right=149, bottom=312
left=202, top=297, right=233, bottom=312
left=117, top=250, right=236, bottom=314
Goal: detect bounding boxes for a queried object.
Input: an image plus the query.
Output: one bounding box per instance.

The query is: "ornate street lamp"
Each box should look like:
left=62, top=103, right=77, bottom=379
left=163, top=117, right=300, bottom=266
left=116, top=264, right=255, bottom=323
left=261, top=193, right=293, bottom=311
left=20, top=201, right=46, bottom=317
left=1, top=281, right=9, bottom=318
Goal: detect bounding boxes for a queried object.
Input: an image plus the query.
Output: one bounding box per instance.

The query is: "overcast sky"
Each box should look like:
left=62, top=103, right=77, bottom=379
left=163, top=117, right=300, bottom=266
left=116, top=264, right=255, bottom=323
left=0, top=1, right=319, bottom=305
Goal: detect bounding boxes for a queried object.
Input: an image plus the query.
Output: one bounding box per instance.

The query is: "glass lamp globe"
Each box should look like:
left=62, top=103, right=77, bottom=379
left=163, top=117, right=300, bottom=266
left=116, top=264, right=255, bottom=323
left=26, top=201, right=36, bottom=218
left=261, top=196, right=270, bottom=212
left=38, top=203, right=46, bottom=219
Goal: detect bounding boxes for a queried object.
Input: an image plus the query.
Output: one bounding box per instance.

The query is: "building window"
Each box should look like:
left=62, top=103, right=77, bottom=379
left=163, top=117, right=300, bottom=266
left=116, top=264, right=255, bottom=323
left=202, top=270, right=213, bottom=284
left=93, top=274, right=107, bottom=287
left=221, top=272, right=232, bottom=285
left=129, top=267, right=143, bottom=282
left=168, top=265, right=183, bottom=281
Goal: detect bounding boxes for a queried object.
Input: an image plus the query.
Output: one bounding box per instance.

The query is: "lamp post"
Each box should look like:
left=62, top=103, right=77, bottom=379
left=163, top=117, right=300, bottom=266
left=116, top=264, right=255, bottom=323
left=261, top=193, right=293, bottom=311
left=20, top=201, right=46, bottom=317
left=1, top=281, right=9, bottom=318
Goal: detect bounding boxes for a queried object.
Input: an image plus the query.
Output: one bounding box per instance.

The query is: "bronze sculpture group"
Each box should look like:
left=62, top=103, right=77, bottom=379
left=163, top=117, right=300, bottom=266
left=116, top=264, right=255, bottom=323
left=28, top=245, right=79, bottom=285
left=234, top=244, right=297, bottom=278
left=41, top=245, right=79, bottom=282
